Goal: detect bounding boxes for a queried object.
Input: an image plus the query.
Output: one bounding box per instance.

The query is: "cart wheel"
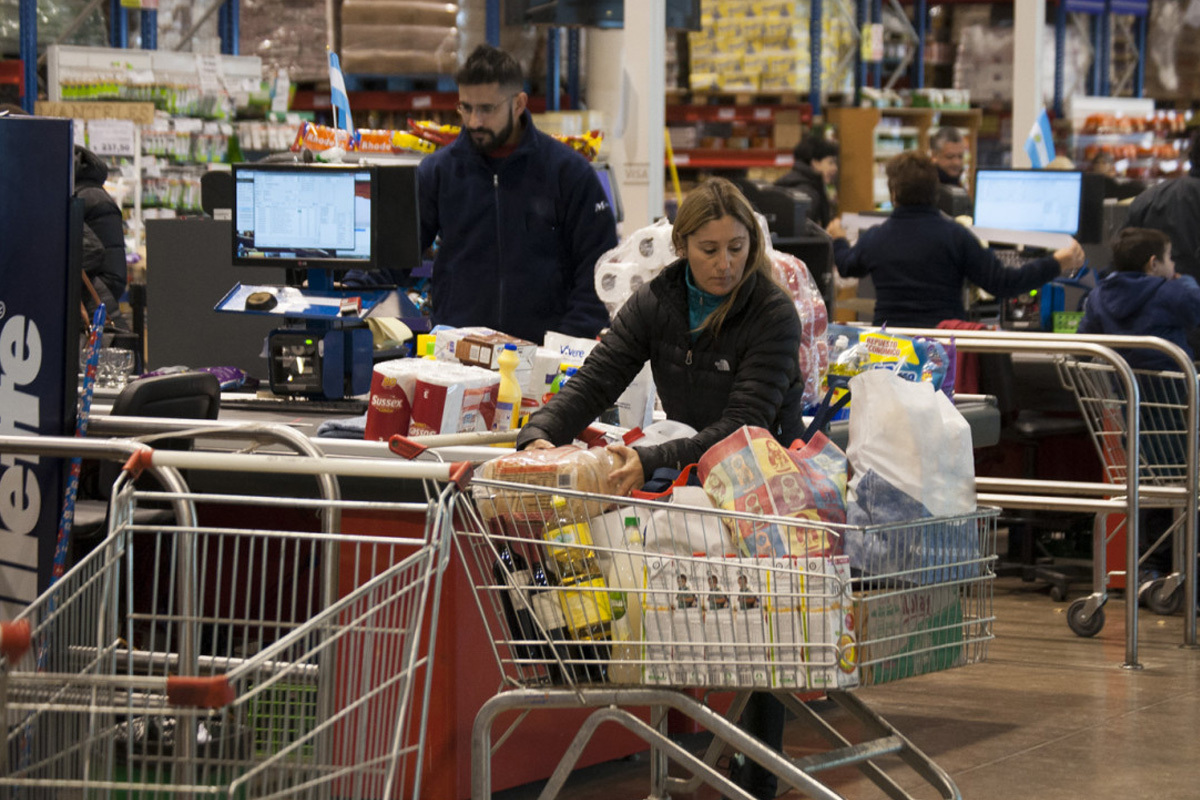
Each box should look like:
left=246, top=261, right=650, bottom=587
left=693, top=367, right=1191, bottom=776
left=1049, top=584, right=1068, bottom=603
left=1145, top=579, right=1183, bottom=616
left=1067, top=599, right=1105, bottom=637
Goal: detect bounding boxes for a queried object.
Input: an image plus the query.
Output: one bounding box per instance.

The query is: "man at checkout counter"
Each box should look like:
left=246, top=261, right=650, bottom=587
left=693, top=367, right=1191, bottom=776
left=347, top=45, right=617, bottom=343
left=517, top=177, right=805, bottom=800
left=826, top=151, right=1086, bottom=328
left=930, top=125, right=968, bottom=189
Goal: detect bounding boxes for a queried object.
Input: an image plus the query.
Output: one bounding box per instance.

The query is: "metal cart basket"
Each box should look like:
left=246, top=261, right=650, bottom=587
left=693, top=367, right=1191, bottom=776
left=0, top=443, right=469, bottom=799
left=458, top=477, right=997, bottom=800
left=1056, top=357, right=1199, bottom=635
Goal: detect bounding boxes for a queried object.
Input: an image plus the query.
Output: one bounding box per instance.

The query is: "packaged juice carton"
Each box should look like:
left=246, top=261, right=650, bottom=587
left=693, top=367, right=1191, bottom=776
left=702, top=554, right=738, bottom=686
left=670, top=554, right=707, bottom=685
left=641, top=553, right=675, bottom=685
left=804, top=554, right=859, bottom=689
left=770, top=555, right=804, bottom=689
left=731, top=557, right=770, bottom=687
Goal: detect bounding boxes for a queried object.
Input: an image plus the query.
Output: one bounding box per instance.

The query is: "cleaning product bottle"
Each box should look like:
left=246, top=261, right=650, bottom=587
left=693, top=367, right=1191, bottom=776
left=492, top=343, right=522, bottom=432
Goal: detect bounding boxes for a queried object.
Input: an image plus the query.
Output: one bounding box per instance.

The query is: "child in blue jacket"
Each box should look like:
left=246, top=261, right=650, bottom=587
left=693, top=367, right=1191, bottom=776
left=1079, top=227, right=1200, bottom=579
left=1079, top=227, right=1200, bottom=370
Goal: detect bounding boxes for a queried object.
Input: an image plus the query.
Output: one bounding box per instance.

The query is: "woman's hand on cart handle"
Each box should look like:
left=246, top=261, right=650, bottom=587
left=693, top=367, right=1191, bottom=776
left=524, top=438, right=555, bottom=451
left=606, top=444, right=644, bottom=497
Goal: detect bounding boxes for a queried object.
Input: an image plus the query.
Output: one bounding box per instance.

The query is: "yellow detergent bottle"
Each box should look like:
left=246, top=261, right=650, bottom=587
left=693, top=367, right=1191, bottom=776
left=492, top=343, right=523, bottom=432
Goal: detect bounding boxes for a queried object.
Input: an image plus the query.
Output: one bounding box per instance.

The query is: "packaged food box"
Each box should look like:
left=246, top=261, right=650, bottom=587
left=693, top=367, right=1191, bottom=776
left=855, top=583, right=961, bottom=685
left=702, top=554, right=739, bottom=686
left=731, top=557, right=770, bottom=686
left=670, top=555, right=707, bottom=685
left=642, top=552, right=677, bottom=685
left=434, top=326, right=537, bottom=371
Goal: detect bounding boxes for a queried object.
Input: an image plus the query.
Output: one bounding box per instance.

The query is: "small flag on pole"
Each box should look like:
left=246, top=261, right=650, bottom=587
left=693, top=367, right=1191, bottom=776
left=1024, top=107, right=1055, bottom=169
left=328, top=51, right=355, bottom=134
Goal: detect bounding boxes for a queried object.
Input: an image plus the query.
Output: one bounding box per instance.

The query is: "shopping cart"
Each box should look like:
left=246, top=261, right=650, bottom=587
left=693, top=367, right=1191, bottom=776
left=458, top=478, right=997, bottom=800
left=1056, top=357, right=1199, bottom=634
left=0, top=436, right=472, bottom=799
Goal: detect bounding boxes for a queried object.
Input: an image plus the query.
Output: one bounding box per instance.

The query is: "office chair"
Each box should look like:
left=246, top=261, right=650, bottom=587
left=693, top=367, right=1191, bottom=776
left=71, top=371, right=222, bottom=561
left=977, top=353, right=1094, bottom=600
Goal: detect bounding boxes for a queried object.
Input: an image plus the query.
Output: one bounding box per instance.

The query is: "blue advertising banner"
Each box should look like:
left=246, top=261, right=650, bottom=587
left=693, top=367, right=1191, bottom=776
left=0, top=116, right=80, bottom=617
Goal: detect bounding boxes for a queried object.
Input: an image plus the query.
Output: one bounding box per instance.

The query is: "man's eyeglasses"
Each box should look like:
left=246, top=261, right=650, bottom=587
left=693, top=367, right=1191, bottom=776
left=456, top=94, right=517, bottom=118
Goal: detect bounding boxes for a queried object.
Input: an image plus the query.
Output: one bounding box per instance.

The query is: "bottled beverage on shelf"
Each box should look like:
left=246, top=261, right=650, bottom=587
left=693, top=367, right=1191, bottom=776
left=492, top=343, right=522, bottom=432
left=606, top=515, right=645, bottom=684
left=530, top=560, right=569, bottom=684
left=490, top=527, right=536, bottom=664
left=542, top=494, right=597, bottom=572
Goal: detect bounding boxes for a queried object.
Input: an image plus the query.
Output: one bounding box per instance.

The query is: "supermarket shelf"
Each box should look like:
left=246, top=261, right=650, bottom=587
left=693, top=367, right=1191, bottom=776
left=669, top=149, right=794, bottom=168
left=291, top=89, right=572, bottom=116
left=666, top=103, right=812, bottom=124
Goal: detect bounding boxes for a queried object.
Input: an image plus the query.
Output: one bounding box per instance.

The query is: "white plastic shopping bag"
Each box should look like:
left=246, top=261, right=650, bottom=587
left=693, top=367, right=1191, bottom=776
left=846, top=369, right=974, bottom=517
left=844, top=369, right=977, bottom=581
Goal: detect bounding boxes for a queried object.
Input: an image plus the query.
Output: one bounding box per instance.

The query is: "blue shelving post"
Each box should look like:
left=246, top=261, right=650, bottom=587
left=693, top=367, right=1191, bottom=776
left=870, top=0, right=883, bottom=87
left=912, top=0, right=927, bottom=89
left=219, top=0, right=239, bottom=55
left=854, top=0, right=868, bottom=103
left=546, top=27, right=561, bottom=111
left=1132, top=13, right=1146, bottom=97
left=19, top=0, right=35, bottom=112
left=486, top=0, right=501, bottom=47
left=1054, top=0, right=1066, bottom=116
left=810, top=0, right=823, bottom=115
left=110, top=0, right=128, bottom=48
left=142, top=9, right=158, bottom=50
left=567, top=28, right=581, bottom=109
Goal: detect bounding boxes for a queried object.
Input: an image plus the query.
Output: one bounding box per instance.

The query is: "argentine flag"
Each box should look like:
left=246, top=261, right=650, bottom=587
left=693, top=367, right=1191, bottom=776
left=1024, top=107, right=1055, bottom=169
left=328, top=51, right=355, bottom=134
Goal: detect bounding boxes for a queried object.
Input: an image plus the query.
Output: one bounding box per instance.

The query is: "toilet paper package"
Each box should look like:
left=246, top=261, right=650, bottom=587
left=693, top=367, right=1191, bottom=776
left=364, top=359, right=425, bottom=441
left=401, top=361, right=500, bottom=437
left=593, top=218, right=676, bottom=316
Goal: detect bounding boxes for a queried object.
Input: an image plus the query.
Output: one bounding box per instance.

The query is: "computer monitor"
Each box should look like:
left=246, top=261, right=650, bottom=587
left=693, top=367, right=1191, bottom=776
left=593, top=162, right=623, bottom=224
left=731, top=178, right=812, bottom=239
left=972, top=168, right=1094, bottom=238
left=231, top=162, right=420, bottom=273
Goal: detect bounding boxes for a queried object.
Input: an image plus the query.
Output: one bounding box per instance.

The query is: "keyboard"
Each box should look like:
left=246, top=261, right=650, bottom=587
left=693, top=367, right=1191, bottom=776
left=992, top=247, right=1048, bottom=270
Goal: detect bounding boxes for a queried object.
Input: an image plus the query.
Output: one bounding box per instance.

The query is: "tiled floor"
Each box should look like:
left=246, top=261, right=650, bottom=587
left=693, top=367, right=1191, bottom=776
left=490, top=575, right=1200, bottom=799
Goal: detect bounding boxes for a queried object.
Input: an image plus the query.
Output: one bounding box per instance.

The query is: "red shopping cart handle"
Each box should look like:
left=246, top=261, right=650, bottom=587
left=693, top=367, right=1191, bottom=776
left=167, top=675, right=235, bottom=709
left=389, top=434, right=427, bottom=460
left=0, top=620, right=31, bottom=662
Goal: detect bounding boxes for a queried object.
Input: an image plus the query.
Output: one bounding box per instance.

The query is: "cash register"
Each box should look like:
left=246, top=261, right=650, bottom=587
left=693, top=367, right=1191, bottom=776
left=221, top=162, right=421, bottom=398
left=971, top=168, right=1104, bottom=331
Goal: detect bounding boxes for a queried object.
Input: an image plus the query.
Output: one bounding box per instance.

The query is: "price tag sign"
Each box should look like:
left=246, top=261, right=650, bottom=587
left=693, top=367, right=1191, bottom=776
left=86, top=118, right=137, bottom=157
left=412, top=95, right=432, bottom=110
left=196, top=53, right=224, bottom=94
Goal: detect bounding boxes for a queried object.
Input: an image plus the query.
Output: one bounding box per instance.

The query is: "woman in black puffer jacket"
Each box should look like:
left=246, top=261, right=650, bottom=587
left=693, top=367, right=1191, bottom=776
left=517, top=176, right=806, bottom=800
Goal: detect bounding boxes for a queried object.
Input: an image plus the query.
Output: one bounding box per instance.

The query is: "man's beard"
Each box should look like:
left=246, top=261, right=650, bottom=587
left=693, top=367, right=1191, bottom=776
left=469, top=108, right=515, bottom=154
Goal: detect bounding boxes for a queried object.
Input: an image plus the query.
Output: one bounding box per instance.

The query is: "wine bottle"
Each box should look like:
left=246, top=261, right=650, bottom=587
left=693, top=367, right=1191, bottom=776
left=492, top=536, right=536, bottom=665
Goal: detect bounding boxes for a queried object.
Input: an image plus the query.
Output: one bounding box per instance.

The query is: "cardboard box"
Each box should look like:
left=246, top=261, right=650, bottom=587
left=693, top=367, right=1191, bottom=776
left=434, top=326, right=536, bottom=371
left=802, top=554, right=859, bottom=690
left=855, top=584, right=963, bottom=685
left=769, top=556, right=804, bottom=689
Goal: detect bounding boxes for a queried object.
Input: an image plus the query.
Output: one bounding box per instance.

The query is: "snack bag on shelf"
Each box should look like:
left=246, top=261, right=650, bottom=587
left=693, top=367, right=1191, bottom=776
left=408, top=119, right=461, bottom=147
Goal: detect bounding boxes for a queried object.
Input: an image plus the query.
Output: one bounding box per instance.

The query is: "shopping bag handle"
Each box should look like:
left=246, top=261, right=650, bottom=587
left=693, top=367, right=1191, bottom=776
left=800, top=388, right=851, bottom=444
left=631, top=463, right=699, bottom=500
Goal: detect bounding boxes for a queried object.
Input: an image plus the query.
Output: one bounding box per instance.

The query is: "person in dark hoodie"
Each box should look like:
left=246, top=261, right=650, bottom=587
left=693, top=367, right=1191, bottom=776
left=73, top=144, right=129, bottom=302
left=1078, top=227, right=1200, bottom=369
left=774, top=133, right=838, bottom=227
left=1124, top=130, right=1200, bottom=282
left=1078, top=227, right=1200, bottom=581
